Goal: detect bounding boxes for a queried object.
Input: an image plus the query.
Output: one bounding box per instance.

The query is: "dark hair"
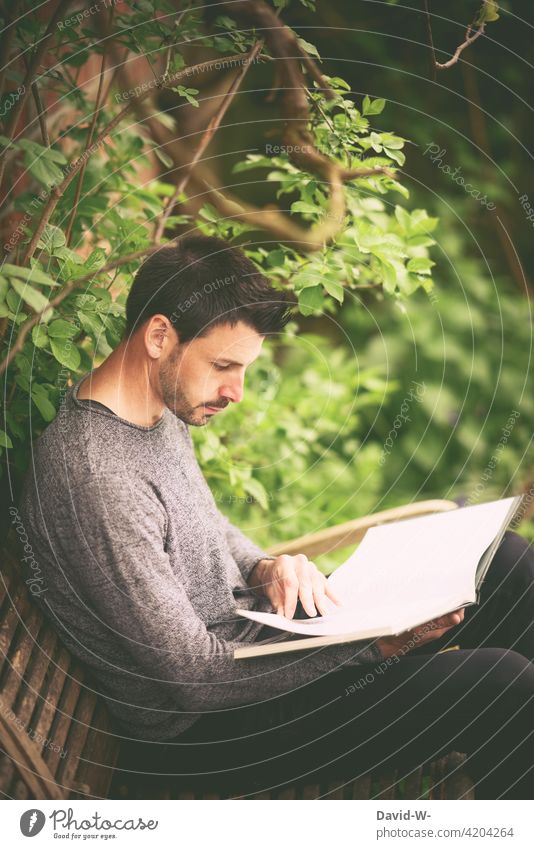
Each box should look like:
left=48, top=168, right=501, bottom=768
left=124, top=234, right=292, bottom=343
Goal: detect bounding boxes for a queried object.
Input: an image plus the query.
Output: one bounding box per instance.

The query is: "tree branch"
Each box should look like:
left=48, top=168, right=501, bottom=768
left=154, top=38, right=265, bottom=242
left=22, top=53, right=260, bottom=264
left=0, top=244, right=168, bottom=378
left=0, top=0, right=73, bottom=189
left=423, top=0, right=487, bottom=71
left=65, top=5, right=114, bottom=246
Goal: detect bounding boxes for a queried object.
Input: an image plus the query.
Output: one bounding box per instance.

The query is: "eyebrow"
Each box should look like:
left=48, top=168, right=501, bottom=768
left=212, top=358, right=244, bottom=367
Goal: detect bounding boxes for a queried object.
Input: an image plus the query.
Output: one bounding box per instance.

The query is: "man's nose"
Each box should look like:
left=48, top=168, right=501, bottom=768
left=220, top=375, right=244, bottom=404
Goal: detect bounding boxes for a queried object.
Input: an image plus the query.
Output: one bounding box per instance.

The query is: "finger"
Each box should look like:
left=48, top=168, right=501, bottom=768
left=281, top=571, right=300, bottom=619
left=416, top=623, right=457, bottom=644
left=310, top=575, right=334, bottom=617
left=298, top=579, right=317, bottom=617
left=325, top=583, right=343, bottom=606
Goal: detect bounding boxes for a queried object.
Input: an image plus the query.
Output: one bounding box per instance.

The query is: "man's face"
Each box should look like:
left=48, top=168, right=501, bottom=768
left=158, top=320, right=264, bottom=426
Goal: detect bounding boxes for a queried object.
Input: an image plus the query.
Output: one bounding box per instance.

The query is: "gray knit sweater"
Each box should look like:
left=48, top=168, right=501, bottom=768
left=18, top=372, right=383, bottom=741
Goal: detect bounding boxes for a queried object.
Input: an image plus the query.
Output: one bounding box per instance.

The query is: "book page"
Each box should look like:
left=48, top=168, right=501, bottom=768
left=237, top=497, right=516, bottom=638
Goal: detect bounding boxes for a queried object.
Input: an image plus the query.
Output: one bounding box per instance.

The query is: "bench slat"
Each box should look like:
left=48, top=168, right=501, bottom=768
left=43, top=663, right=84, bottom=775
left=57, top=689, right=98, bottom=789
left=1, top=606, right=43, bottom=709
left=72, top=701, right=119, bottom=799
left=30, top=645, right=71, bottom=743
left=15, top=624, right=59, bottom=728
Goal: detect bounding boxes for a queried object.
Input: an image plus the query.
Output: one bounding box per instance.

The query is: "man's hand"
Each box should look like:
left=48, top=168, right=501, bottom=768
left=376, top=608, right=465, bottom=658
left=248, top=554, right=341, bottom=618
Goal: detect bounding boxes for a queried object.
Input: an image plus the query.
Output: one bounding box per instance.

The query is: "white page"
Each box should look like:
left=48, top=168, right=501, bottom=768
left=237, top=497, right=515, bottom=637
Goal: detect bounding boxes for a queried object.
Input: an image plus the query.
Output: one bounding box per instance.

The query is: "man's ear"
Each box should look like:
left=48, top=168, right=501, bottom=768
left=144, top=315, right=178, bottom=360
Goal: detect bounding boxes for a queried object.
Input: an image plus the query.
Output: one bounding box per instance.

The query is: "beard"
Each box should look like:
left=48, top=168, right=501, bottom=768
left=158, top=349, right=213, bottom=427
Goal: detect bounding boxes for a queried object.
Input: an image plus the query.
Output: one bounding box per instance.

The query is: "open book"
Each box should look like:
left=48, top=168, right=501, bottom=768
left=234, top=495, right=523, bottom=659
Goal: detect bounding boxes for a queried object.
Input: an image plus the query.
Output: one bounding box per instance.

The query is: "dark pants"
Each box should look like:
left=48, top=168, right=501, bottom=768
left=117, top=531, right=534, bottom=799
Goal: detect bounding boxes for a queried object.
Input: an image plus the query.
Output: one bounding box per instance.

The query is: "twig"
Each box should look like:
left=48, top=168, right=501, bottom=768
left=154, top=39, right=264, bottom=242
left=21, top=54, right=50, bottom=147
left=0, top=244, right=168, bottom=378
left=65, top=5, right=114, bottom=246
left=0, top=9, right=16, bottom=102
left=0, top=0, right=73, bottom=189
left=423, top=0, right=487, bottom=71
left=22, top=52, right=260, bottom=265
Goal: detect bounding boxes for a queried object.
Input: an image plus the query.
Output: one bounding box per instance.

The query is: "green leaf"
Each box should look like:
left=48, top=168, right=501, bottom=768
left=323, top=277, right=345, bottom=303
left=395, top=205, right=412, bottom=231
left=296, top=36, right=321, bottom=59
left=475, top=1, right=499, bottom=26
left=384, top=147, right=405, bottom=166
left=36, top=224, right=66, bottom=252
left=31, top=324, right=49, bottom=348
left=173, top=85, right=199, bottom=107
left=10, top=278, right=49, bottom=312
left=0, top=429, right=13, bottom=449
left=31, top=388, right=57, bottom=422
left=50, top=336, right=81, bottom=370
left=153, top=146, right=174, bottom=170
left=297, top=285, right=324, bottom=316
left=2, top=263, right=57, bottom=287
left=22, top=150, right=64, bottom=186
left=407, top=257, right=435, bottom=275
left=362, top=96, right=386, bottom=115
left=77, top=310, right=104, bottom=338
left=18, top=139, right=67, bottom=164
left=198, top=203, right=219, bottom=223
left=243, top=477, right=269, bottom=510
left=47, top=319, right=78, bottom=339
left=291, top=200, right=320, bottom=216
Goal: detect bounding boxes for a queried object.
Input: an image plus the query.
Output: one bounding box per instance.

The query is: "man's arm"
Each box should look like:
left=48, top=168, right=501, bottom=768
left=217, top=511, right=275, bottom=584
left=57, top=473, right=384, bottom=713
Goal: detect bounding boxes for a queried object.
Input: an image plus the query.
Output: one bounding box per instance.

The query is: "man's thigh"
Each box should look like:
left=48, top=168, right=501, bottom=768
left=410, top=530, right=534, bottom=658
left=152, top=646, right=534, bottom=793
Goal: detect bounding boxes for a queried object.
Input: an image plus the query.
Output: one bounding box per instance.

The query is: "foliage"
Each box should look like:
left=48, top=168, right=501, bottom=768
left=191, top=327, right=389, bottom=568
left=0, top=1, right=437, bottom=540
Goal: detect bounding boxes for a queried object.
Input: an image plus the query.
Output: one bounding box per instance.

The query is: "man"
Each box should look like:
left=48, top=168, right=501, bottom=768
left=19, top=235, right=534, bottom=799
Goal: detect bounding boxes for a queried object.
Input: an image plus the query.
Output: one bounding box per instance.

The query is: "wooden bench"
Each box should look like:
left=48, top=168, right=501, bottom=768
left=0, top=498, right=474, bottom=800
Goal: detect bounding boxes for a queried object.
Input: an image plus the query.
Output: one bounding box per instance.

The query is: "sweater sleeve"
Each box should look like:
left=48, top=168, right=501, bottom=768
left=64, top=474, right=383, bottom=714
left=217, top=511, right=275, bottom=583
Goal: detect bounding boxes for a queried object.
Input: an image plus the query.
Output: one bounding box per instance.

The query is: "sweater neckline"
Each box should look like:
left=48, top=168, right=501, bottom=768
left=70, top=371, right=168, bottom=433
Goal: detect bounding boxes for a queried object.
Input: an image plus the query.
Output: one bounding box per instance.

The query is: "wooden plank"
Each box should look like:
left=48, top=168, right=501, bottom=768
left=0, top=568, right=13, bottom=608
left=323, top=780, right=344, bottom=798
left=300, top=783, right=320, bottom=799
left=57, top=689, right=98, bottom=790
left=30, top=645, right=71, bottom=743
left=402, top=765, right=424, bottom=799
left=0, top=753, right=15, bottom=794
left=15, top=625, right=58, bottom=729
left=374, top=769, right=398, bottom=799
left=10, top=777, right=30, bottom=799
left=0, top=584, right=27, bottom=662
left=73, top=701, right=119, bottom=800
left=0, top=696, right=66, bottom=800
left=351, top=773, right=372, bottom=799
left=276, top=784, right=296, bottom=799
left=442, top=752, right=475, bottom=800
left=428, top=756, right=445, bottom=800
left=1, top=605, right=42, bottom=709
left=42, top=662, right=84, bottom=775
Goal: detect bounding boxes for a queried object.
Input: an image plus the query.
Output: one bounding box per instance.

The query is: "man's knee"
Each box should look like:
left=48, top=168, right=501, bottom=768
left=475, top=647, right=534, bottom=693
left=490, top=531, right=534, bottom=586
